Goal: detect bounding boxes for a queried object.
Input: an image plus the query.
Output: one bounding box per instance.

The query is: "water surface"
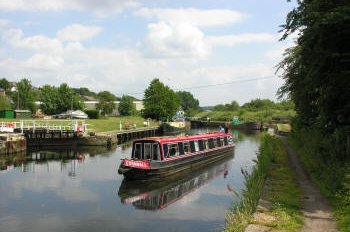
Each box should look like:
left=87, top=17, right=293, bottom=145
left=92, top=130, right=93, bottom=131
left=0, top=128, right=260, bottom=232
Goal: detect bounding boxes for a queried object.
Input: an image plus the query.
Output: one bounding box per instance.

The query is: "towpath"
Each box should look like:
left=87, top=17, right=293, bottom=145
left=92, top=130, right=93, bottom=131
left=282, top=139, right=339, bottom=232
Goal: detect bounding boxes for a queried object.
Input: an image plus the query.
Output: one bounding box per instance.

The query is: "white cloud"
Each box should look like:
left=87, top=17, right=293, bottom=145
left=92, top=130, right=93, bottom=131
left=0, top=0, right=139, bottom=16
left=26, top=53, right=64, bottom=71
left=135, top=7, right=246, bottom=27
left=57, top=24, right=102, bottom=42
left=3, top=29, right=63, bottom=54
left=208, top=33, right=277, bottom=47
left=142, top=21, right=210, bottom=59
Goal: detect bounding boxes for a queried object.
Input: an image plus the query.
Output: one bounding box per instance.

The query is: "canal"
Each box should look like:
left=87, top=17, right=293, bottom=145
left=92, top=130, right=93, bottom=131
left=0, top=128, right=260, bottom=232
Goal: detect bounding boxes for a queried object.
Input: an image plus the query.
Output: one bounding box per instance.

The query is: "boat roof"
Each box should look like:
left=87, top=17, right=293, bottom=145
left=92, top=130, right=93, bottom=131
left=134, top=132, right=231, bottom=143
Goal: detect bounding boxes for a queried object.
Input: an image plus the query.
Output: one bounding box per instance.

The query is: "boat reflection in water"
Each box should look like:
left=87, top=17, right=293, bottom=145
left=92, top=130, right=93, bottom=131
left=117, top=153, right=234, bottom=211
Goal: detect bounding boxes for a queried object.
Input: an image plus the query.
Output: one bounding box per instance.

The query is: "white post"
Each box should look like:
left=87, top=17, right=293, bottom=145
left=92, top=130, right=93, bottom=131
left=119, top=120, right=122, bottom=131
left=21, top=120, right=23, bottom=134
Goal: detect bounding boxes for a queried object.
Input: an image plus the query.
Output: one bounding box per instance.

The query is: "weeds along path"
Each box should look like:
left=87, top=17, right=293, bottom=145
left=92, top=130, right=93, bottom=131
left=281, top=139, right=339, bottom=232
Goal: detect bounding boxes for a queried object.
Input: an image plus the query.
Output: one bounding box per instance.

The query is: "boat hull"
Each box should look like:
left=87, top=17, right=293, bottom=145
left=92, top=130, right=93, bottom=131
left=119, top=145, right=234, bottom=180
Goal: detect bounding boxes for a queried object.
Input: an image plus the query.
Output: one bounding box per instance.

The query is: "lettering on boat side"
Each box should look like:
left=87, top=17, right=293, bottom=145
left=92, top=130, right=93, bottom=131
left=124, top=160, right=150, bottom=169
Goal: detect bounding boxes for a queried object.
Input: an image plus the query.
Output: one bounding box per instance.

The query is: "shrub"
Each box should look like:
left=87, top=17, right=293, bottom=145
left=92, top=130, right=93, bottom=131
left=85, top=110, right=100, bottom=119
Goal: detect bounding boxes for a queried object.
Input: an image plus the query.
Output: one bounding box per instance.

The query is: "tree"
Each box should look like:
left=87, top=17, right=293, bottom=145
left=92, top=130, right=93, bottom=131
left=14, top=78, right=36, bottom=112
left=39, top=84, right=84, bottom=114
left=0, top=78, right=10, bottom=93
left=57, top=83, right=84, bottom=113
left=119, top=95, right=136, bottom=116
left=40, top=85, right=60, bottom=115
left=96, top=91, right=117, bottom=115
left=241, top=99, right=274, bottom=111
left=278, top=0, right=350, bottom=130
left=73, top=87, right=97, bottom=98
left=143, top=79, right=180, bottom=120
left=0, top=95, right=11, bottom=110
left=176, top=91, right=200, bottom=116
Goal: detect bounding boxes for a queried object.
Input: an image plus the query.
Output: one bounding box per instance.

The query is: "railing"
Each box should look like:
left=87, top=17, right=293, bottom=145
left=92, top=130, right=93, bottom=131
left=0, top=120, right=87, bottom=134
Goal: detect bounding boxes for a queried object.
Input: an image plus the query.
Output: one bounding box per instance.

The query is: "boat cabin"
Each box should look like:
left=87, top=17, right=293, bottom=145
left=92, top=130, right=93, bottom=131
left=130, top=132, right=232, bottom=161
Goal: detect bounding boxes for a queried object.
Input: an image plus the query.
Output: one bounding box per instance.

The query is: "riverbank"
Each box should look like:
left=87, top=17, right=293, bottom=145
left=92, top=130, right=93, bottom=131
left=225, top=135, right=303, bottom=232
left=288, top=127, right=350, bottom=231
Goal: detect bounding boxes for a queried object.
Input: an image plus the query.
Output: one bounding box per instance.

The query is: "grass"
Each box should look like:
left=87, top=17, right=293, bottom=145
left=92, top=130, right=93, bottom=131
left=225, top=135, right=302, bottom=232
left=0, top=116, right=159, bottom=133
left=288, top=127, right=350, bottom=232
left=86, top=116, right=159, bottom=133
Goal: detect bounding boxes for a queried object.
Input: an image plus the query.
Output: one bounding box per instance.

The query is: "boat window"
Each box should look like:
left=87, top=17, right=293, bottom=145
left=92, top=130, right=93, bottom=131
left=220, top=137, right=225, bottom=146
left=208, top=138, right=214, bottom=149
left=217, top=137, right=222, bottom=147
left=183, top=142, right=191, bottom=154
left=224, top=137, right=228, bottom=145
left=163, top=144, right=169, bottom=158
left=189, top=141, right=195, bottom=152
left=213, top=138, right=218, bottom=147
left=133, top=143, right=142, bottom=159
left=203, top=139, right=209, bottom=150
left=178, top=142, right=184, bottom=155
left=144, top=143, right=152, bottom=160
left=169, top=143, right=179, bottom=157
left=152, top=143, right=161, bottom=160
left=198, top=140, right=204, bottom=151
left=194, top=140, right=199, bottom=152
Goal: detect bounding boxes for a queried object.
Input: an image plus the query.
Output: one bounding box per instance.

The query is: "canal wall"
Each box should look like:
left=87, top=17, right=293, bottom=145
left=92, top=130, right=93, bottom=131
left=0, top=133, right=26, bottom=154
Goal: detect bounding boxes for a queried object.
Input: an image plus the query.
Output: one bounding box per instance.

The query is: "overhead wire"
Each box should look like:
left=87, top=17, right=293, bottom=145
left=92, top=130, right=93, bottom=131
left=125, top=75, right=277, bottom=96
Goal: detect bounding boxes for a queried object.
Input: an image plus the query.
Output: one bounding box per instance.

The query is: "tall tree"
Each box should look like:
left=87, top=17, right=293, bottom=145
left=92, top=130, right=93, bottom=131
left=278, top=0, right=350, bottom=130
left=57, top=83, right=84, bottom=113
left=119, top=95, right=136, bottom=116
left=143, top=79, right=180, bottom=120
left=176, top=91, right=200, bottom=116
left=96, top=91, right=117, bottom=115
left=14, top=78, right=36, bottom=112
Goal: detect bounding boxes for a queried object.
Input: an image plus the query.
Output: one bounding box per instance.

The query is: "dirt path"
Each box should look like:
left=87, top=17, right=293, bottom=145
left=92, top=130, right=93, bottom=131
left=282, top=139, right=339, bottom=232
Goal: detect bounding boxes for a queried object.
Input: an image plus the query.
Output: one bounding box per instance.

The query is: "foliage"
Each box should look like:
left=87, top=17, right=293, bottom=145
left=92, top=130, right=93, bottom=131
left=40, top=84, right=84, bottom=115
left=176, top=91, right=200, bottom=116
left=73, top=87, right=97, bottom=98
left=14, top=78, right=36, bottom=112
left=213, top=100, right=239, bottom=112
left=195, top=109, right=295, bottom=122
left=278, top=0, right=350, bottom=131
left=96, top=91, right=117, bottom=116
left=241, top=99, right=274, bottom=111
left=142, top=79, right=180, bottom=121
left=119, top=95, right=136, bottom=116
left=0, top=95, right=11, bottom=110
left=0, top=78, right=10, bottom=93
left=85, top=110, right=100, bottom=119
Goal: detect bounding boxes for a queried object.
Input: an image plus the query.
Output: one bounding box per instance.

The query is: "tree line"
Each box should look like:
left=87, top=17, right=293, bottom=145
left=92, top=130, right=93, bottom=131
left=0, top=78, right=138, bottom=117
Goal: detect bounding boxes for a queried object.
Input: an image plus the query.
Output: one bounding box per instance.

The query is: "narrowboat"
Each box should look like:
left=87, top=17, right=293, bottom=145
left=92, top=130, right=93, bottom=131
left=117, top=132, right=234, bottom=180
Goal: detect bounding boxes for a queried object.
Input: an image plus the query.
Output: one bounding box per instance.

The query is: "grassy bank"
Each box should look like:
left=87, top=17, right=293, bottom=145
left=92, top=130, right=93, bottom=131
left=225, top=135, right=302, bottom=232
left=195, top=109, right=295, bottom=123
left=0, top=116, right=159, bottom=133
left=86, top=116, right=159, bottom=133
left=288, top=127, right=350, bottom=231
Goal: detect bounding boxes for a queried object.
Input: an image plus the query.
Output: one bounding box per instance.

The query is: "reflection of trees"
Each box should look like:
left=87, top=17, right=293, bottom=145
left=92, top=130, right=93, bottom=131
left=0, top=152, right=26, bottom=171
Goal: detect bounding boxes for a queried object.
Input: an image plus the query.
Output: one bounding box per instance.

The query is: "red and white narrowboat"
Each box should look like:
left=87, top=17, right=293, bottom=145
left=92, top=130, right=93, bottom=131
left=118, top=132, right=234, bottom=180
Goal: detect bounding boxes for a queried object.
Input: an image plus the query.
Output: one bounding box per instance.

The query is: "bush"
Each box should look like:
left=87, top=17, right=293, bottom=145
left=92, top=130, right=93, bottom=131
left=85, top=110, right=100, bottom=119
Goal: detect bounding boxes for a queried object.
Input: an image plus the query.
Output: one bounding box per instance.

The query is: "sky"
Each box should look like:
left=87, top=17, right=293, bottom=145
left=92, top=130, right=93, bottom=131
left=0, top=0, right=297, bottom=106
